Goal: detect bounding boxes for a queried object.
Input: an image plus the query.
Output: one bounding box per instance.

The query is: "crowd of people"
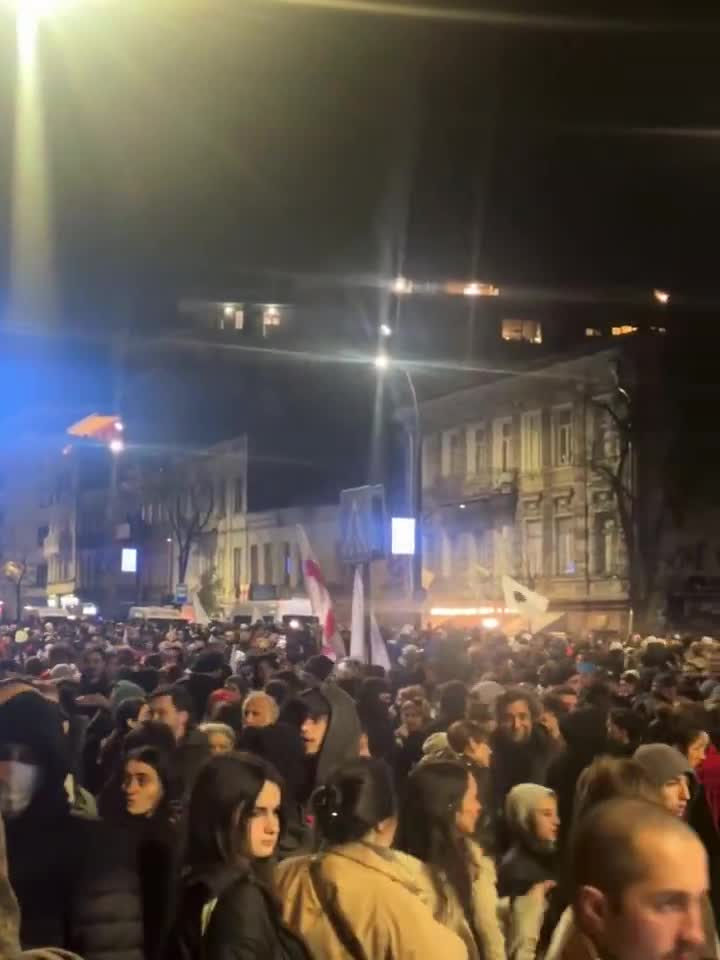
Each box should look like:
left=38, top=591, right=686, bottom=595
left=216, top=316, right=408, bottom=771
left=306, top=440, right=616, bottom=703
left=0, top=616, right=718, bottom=960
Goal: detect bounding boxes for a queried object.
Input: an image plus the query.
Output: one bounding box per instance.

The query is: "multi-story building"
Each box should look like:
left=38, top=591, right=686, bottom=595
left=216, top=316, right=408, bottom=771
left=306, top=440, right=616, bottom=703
left=0, top=443, right=53, bottom=618
left=409, top=346, right=630, bottom=632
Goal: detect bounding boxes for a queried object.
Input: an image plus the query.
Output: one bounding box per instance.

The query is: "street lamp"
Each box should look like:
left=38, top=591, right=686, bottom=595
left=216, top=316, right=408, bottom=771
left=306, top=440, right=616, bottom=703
left=391, top=276, right=413, bottom=295
left=109, top=438, right=124, bottom=455
left=379, top=324, right=393, bottom=338
left=653, top=289, right=670, bottom=305
left=374, top=353, right=422, bottom=603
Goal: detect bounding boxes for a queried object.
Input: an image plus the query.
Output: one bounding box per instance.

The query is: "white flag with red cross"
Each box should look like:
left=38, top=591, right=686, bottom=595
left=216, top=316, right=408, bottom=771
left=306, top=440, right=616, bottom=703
left=296, top=525, right=344, bottom=660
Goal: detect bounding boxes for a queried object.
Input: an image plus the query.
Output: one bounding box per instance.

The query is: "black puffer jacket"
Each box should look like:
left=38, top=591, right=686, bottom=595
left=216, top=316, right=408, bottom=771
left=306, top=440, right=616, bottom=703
left=0, top=690, right=144, bottom=960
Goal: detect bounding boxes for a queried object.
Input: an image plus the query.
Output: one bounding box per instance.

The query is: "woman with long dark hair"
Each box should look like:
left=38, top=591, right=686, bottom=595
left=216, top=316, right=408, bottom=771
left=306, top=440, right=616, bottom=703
left=120, top=745, right=180, bottom=960
left=171, top=752, right=308, bottom=960
left=395, top=759, right=506, bottom=960
left=274, top=757, right=466, bottom=960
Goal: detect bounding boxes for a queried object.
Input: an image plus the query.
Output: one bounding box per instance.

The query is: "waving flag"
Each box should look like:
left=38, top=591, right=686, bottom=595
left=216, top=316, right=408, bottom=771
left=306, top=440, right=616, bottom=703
left=296, top=525, right=344, bottom=659
left=350, top=565, right=365, bottom=661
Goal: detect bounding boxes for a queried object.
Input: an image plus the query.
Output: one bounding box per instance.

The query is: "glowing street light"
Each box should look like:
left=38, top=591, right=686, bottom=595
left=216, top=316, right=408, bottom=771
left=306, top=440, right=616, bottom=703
left=392, top=276, right=413, bottom=295
left=463, top=281, right=500, bottom=297
left=109, top=438, right=124, bottom=455
left=374, top=353, right=389, bottom=371
left=653, top=289, right=670, bottom=305
left=114, top=420, right=124, bottom=432
left=379, top=324, right=392, bottom=338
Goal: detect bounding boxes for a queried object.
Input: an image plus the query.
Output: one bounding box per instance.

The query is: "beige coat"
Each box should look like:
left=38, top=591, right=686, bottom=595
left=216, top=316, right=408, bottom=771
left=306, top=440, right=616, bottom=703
left=394, top=842, right=506, bottom=960
left=274, top=841, right=468, bottom=960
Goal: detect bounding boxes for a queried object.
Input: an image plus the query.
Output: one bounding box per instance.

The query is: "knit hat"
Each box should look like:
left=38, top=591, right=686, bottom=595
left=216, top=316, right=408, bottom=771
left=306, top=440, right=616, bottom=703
left=505, top=783, right=556, bottom=839
left=633, top=744, right=691, bottom=787
left=109, top=679, right=145, bottom=713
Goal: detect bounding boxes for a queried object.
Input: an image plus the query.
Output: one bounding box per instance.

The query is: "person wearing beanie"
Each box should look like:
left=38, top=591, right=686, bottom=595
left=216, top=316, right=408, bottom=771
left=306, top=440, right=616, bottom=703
left=634, top=744, right=692, bottom=818
left=499, top=784, right=559, bottom=960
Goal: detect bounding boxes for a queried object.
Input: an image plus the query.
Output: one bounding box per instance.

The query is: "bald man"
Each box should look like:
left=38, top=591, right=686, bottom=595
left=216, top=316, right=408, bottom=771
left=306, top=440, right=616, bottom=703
left=567, top=797, right=709, bottom=960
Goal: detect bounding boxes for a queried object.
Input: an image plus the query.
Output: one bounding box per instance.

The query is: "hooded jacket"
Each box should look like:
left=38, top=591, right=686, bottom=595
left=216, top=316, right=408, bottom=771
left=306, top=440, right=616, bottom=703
left=0, top=690, right=144, bottom=960
left=498, top=784, right=558, bottom=960
left=274, top=842, right=467, bottom=960
left=298, top=684, right=361, bottom=804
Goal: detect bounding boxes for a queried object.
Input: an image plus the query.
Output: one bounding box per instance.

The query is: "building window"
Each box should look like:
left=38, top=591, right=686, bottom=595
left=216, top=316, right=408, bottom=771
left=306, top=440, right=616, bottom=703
left=233, top=547, right=242, bottom=597
left=282, top=542, right=291, bottom=587
left=220, top=304, right=244, bottom=331
left=35, top=563, right=48, bottom=588
left=554, top=408, right=573, bottom=466
left=234, top=477, right=244, bottom=514
left=521, top=411, right=542, bottom=474
left=441, top=429, right=463, bottom=477
left=611, top=325, right=638, bottom=337
left=467, top=424, right=487, bottom=475
left=594, top=515, right=617, bottom=575
left=262, top=306, right=281, bottom=336
left=555, top=516, right=575, bottom=575
left=263, top=543, right=274, bottom=585
left=249, top=544, right=259, bottom=584
left=525, top=519, right=543, bottom=578
left=585, top=327, right=602, bottom=338
left=501, top=319, right=542, bottom=344
left=494, top=419, right=514, bottom=472
left=37, top=525, right=49, bottom=548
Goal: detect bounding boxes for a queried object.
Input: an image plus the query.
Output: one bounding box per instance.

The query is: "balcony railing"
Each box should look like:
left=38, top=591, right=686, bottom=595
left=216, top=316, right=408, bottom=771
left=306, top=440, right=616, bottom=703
left=425, top=468, right=518, bottom=505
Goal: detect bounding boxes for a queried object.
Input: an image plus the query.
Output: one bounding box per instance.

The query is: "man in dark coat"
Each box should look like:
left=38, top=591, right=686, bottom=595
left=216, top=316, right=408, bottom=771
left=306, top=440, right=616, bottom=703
left=0, top=685, right=144, bottom=960
left=491, top=688, right=558, bottom=816
left=148, top=683, right=210, bottom=799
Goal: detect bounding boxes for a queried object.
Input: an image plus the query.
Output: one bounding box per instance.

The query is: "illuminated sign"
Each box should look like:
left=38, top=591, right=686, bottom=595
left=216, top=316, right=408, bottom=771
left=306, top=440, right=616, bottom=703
left=121, top=548, right=138, bottom=573
left=391, top=517, right=416, bottom=556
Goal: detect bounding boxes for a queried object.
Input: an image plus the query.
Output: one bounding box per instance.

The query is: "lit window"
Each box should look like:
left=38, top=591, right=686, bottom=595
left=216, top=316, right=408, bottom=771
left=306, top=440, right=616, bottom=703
left=611, top=325, right=638, bottom=337
left=585, top=327, right=602, bottom=338
left=650, top=326, right=667, bottom=335
left=501, top=319, right=542, bottom=344
left=263, top=306, right=282, bottom=334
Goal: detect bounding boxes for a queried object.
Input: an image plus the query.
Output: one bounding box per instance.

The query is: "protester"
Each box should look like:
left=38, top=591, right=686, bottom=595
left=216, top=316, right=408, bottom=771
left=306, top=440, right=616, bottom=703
left=170, top=752, right=309, bottom=959
left=0, top=686, right=144, bottom=959
left=498, top=784, right=559, bottom=960
left=148, top=684, right=210, bottom=797
left=198, top=722, right=236, bottom=754
left=551, top=798, right=708, bottom=960
left=121, top=745, right=180, bottom=960
left=275, top=757, right=467, bottom=959
left=395, top=759, right=506, bottom=960
left=294, top=684, right=361, bottom=805
left=492, top=688, right=556, bottom=813
left=243, top=691, right=280, bottom=729
left=634, top=743, right=692, bottom=818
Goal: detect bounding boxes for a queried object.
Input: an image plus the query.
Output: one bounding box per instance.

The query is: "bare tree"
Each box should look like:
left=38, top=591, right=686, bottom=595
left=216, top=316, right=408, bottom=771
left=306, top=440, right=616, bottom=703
left=590, top=349, right=671, bottom=633
left=146, top=459, right=216, bottom=585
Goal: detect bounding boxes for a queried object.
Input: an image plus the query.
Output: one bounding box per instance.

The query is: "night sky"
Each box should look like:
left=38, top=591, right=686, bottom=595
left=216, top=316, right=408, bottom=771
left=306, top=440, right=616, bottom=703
left=2, top=0, right=720, bottom=486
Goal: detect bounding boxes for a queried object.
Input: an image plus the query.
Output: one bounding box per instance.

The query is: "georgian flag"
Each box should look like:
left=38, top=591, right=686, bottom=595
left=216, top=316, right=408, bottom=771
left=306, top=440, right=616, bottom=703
left=296, top=525, right=344, bottom=660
